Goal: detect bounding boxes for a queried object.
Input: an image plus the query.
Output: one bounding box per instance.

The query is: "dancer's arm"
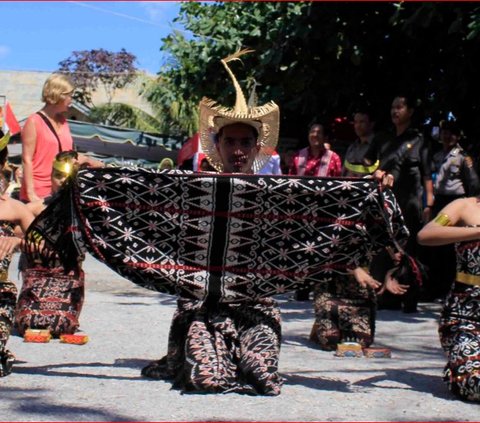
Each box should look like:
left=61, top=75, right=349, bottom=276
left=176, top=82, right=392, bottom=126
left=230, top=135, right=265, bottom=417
left=418, top=197, right=480, bottom=246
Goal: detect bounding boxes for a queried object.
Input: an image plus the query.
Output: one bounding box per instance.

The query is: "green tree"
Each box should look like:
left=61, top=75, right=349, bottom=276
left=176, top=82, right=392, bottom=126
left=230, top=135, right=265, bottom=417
left=58, top=49, right=168, bottom=131
left=88, top=103, right=163, bottom=133
left=150, top=2, right=480, bottom=142
left=58, top=48, right=138, bottom=107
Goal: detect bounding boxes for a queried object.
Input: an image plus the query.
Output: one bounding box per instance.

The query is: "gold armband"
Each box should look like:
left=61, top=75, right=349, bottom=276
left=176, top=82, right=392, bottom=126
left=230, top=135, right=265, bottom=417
left=434, top=213, right=451, bottom=227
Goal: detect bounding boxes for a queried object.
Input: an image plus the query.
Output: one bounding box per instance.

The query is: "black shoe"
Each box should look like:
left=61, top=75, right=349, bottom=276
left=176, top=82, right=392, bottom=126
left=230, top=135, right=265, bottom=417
left=0, top=350, right=14, bottom=377
left=141, top=356, right=171, bottom=380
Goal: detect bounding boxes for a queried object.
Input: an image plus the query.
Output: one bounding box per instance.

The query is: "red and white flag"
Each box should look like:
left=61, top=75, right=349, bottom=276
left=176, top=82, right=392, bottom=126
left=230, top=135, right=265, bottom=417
left=1, top=101, right=21, bottom=135
left=177, top=132, right=200, bottom=167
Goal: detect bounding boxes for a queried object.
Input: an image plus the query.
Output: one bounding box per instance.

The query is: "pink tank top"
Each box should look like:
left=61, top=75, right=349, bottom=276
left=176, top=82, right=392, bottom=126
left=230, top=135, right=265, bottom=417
left=20, top=113, right=74, bottom=201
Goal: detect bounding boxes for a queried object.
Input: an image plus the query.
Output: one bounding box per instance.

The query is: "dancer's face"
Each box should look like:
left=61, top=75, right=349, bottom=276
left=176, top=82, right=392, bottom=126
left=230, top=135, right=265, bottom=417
left=216, top=123, right=259, bottom=173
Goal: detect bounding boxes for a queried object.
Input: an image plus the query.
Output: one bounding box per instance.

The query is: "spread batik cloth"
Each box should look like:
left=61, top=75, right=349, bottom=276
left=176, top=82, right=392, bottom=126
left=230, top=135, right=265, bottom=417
left=25, top=168, right=409, bottom=301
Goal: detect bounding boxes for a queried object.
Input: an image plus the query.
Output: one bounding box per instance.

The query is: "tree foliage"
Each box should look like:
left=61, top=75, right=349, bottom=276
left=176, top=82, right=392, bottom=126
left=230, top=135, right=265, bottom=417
left=58, top=48, right=138, bottom=107
left=88, top=103, right=163, bottom=133
left=150, top=2, right=480, bottom=143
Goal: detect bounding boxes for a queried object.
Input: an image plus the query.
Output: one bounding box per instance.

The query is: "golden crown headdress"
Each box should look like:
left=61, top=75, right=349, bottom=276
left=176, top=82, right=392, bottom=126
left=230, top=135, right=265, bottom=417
left=0, top=131, right=11, bottom=152
left=198, top=49, right=280, bottom=173
left=53, top=157, right=75, bottom=176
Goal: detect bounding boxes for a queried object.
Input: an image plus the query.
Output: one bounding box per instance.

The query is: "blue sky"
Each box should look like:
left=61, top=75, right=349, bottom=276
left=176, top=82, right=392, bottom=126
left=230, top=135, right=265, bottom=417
left=0, top=1, right=184, bottom=75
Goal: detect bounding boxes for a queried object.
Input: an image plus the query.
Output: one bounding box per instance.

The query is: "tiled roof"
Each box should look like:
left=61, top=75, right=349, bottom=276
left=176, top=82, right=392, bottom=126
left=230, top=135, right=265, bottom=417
left=0, top=69, right=154, bottom=120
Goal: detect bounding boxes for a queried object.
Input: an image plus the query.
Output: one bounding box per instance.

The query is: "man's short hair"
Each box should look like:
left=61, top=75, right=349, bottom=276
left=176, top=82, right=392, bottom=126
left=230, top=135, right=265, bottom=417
left=352, top=106, right=376, bottom=122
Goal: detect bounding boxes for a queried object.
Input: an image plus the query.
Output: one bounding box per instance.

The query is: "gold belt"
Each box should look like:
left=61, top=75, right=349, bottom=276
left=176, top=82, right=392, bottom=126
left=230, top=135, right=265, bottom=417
left=456, top=272, right=480, bottom=286
left=0, top=269, right=8, bottom=282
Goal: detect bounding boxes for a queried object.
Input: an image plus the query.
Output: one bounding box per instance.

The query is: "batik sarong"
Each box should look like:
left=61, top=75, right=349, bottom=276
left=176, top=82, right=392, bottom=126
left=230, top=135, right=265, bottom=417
left=0, top=222, right=17, bottom=377
left=310, top=275, right=376, bottom=350
left=439, top=238, right=480, bottom=401
left=142, top=297, right=282, bottom=395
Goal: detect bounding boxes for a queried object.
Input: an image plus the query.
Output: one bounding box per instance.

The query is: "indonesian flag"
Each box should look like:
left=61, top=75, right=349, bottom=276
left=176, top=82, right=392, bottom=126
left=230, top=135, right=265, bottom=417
left=1, top=101, right=21, bottom=136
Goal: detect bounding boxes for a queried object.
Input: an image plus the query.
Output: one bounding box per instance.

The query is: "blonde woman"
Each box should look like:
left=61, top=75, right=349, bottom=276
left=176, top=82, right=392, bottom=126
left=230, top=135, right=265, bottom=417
left=21, top=73, right=103, bottom=202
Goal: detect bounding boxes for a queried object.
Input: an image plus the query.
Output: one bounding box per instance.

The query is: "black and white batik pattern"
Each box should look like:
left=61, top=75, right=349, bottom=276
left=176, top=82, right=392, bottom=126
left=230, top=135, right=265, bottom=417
left=0, top=222, right=17, bottom=377
left=27, top=168, right=408, bottom=303
left=439, top=239, right=480, bottom=401
left=24, top=169, right=409, bottom=394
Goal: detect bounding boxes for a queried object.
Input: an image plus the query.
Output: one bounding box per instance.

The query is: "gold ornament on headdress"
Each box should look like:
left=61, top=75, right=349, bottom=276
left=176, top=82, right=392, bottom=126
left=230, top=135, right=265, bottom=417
left=0, top=131, right=11, bottom=152
left=52, top=159, right=74, bottom=176
left=199, top=49, right=280, bottom=173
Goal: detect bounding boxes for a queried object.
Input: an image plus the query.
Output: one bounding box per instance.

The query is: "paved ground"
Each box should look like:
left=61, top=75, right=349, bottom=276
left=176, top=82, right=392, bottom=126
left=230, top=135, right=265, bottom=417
left=1, top=253, right=478, bottom=422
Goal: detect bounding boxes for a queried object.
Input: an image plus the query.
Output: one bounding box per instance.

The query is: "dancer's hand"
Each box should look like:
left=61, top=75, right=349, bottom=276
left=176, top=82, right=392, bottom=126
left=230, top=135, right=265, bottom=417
left=349, top=267, right=382, bottom=289
left=0, top=236, right=22, bottom=260
left=373, top=169, right=395, bottom=188
left=379, top=269, right=409, bottom=295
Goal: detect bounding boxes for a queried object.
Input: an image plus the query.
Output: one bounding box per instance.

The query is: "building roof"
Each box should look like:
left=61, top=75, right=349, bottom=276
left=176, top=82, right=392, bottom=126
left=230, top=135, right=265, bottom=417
left=2, top=69, right=182, bottom=164
left=0, top=69, right=155, bottom=120
left=7, top=119, right=184, bottom=164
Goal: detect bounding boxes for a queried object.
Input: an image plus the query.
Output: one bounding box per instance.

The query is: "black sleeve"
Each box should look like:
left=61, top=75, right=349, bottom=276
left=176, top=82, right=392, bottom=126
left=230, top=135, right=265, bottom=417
left=362, top=135, right=380, bottom=166
left=420, top=137, right=433, bottom=181
left=461, top=154, right=480, bottom=196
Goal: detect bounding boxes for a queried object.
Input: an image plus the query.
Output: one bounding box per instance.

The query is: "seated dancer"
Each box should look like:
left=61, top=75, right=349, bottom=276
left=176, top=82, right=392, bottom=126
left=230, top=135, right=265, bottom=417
left=418, top=197, right=480, bottom=402
left=0, top=131, right=36, bottom=377
left=143, top=51, right=284, bottom=394
left=16, top=150, right=87, bottom=337
left=24, top=51, right=409, bottom=395
left=27, top=150, right=79, bottom=216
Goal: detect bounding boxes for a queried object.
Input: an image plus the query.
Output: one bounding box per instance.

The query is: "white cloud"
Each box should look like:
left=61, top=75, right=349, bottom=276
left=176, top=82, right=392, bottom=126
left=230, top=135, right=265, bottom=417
left=0, top=45, right=10, bottom=59
left=139, top=2, right=178, bottom=23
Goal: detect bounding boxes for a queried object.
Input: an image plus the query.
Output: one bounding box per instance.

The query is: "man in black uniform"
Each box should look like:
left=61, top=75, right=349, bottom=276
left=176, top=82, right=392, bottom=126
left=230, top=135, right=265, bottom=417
left=363, top=95, right=433, bottom=313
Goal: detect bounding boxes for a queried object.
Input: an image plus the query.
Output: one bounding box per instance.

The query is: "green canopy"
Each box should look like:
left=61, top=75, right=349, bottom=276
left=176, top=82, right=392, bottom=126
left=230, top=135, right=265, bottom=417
left=68, top=120, right=183, bottom=150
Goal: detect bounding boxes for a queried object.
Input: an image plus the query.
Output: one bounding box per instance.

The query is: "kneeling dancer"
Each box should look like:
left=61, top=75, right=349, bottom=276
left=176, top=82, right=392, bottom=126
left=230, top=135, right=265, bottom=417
left=419, top=197, right=480, bottom=401
left=24, top=51, right=409, bottom=395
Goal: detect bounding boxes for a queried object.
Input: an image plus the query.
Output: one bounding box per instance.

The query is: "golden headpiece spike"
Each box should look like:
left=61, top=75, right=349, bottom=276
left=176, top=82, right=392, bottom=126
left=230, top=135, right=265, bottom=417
left=0, top=131, right=11, bottom=152
left=247, top=79, right=259, bottom=109
left=220, top=49, right=255, bottom=114
left=52, top=159, right=74, bottom=176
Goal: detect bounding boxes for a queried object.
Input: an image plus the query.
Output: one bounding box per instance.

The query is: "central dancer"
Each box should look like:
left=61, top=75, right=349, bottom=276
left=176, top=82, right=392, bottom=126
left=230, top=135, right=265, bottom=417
left=142, top=50, right=284, bottom=394
left=24, top=51, right=409, bottom=396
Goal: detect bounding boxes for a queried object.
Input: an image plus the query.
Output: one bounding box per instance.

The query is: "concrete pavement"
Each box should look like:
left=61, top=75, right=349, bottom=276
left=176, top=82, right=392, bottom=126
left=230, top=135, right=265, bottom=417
left=1, top=253, right=478, bottom=422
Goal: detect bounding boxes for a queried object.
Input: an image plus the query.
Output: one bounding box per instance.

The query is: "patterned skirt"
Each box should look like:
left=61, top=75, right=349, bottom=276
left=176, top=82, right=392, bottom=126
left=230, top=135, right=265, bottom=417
left=0, top=279, right=17, bottom=377
left=439, top=282, right=480, bottom=401
left=310, top=276, right=376, bottom=350
left=141, top=297, right=283, bottom=395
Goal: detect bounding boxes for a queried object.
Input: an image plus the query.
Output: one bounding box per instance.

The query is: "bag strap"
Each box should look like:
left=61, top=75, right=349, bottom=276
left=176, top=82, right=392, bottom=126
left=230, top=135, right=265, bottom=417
left=36, top=111, right=63, bottom=152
